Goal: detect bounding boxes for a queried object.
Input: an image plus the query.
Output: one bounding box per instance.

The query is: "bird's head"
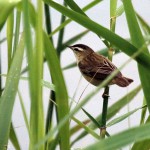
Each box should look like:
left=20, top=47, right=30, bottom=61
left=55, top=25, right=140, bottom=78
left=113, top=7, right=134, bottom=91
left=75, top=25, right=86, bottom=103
left=68, top=44, right=94, bottom=62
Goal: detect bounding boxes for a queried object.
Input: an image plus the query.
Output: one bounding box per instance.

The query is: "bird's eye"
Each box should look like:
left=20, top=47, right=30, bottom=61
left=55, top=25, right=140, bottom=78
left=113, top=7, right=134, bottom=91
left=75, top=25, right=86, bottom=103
left=74, top=48, right=79, bottom=51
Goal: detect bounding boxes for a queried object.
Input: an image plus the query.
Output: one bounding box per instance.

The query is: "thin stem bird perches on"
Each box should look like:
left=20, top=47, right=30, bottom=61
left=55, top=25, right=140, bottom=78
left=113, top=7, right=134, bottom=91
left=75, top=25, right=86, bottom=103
left=100, top=86, right=109, bottom=138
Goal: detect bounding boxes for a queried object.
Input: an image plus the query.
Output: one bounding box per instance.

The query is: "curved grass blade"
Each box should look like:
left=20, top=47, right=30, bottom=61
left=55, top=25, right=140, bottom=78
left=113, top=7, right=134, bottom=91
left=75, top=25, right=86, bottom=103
left=72, top=117, right=99, bottom=140
left=64, top=0, right=86, bottom=16
left=82, top=108, right=100, bottom=128
left=18, top=90, right=30, bottom=139
left=0, top=33, right=24, bottom=149
left=123, top=0, right=150, bottom=112
left=85, top=122, right=150, bottom=150
left=9, top=124, right=21, bottom=150
left=107, top=105, right=147, bottom=127
left=116, top=5, right=124, bottom=17
left=0, top=74, right=55, bottom=91
left=140, top=98, right=147, bottom=125
left=0, top=0, right=21, bottom=30
left=7, top=11, right=14, bottom=69
left=65, top=0, right=109, bottom=48
left=70, top=119, right=90, bottom=136
left=12, top=10, right=21, bottom=58
left=56, top=2, right=66, bottom=56
left=44, top=3, right=53, bottom=43
left=44, top=32, right=70, bottom=150
left=45, top=0, right=150, bottom=70
left=131, top=113, right=150, bottom=150
left=131, top=139, right=150, bottom=150
left=49, top=0, right=103, bottom=37
left=61, top=30, right=89, bottom=52
left=0, top=37, right=7, bottom=44
left=137, top=13, right=150, bottom=35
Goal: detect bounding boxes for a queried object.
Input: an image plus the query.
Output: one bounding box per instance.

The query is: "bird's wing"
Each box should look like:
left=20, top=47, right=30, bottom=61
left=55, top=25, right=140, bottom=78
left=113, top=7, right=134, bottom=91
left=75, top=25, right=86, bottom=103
left=78, top=53, right=121, bottom=80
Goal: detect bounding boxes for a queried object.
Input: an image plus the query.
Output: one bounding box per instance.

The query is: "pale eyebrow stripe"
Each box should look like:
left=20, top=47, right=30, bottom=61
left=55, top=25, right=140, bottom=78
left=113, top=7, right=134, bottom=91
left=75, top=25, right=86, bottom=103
left=75, top=47, right=84, bottom=51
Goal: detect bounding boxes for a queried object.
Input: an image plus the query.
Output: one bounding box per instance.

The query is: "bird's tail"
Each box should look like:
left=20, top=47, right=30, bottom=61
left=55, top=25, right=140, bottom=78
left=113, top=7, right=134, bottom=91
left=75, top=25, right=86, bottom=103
left=115, top=76, right=133, bottom=87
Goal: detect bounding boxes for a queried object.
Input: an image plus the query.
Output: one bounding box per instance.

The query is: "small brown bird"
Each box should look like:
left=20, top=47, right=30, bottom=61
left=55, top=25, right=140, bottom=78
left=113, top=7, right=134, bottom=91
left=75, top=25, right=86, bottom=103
left=68, top=44, right=133, bottom=87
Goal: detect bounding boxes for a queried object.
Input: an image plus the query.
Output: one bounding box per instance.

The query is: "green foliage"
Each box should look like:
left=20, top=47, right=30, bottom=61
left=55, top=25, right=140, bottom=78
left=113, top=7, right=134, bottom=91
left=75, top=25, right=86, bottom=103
left=0, top=0, right=149, bottom=150
left=0, top=33, right=24, bottom=149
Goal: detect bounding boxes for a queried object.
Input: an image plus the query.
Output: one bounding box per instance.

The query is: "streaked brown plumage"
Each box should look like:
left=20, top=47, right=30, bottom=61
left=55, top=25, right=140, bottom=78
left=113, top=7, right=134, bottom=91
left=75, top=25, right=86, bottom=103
left=68, top=44, right=133, bottom=87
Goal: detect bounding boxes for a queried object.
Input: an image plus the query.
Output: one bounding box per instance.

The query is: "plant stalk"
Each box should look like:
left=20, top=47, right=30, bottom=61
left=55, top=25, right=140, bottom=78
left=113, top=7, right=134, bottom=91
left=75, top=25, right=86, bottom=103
left=100, top=86, right=109, bottom=138
left=100, top=0, right=117, bottom=138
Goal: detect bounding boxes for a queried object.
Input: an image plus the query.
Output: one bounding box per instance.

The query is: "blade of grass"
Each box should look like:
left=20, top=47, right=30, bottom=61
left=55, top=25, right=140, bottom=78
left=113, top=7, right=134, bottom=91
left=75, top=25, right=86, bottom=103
left=70, top=119, right=90, bottom=136
left=123, top=0, right=150, bottom=112
left=22, top=0, right=36, bottom=148
left=107, top=105, right=147, bottom=127
left=9, top=123, right=21, bottom=150
left=18, top=90, right=30, bottom=139
left=0, top=37, right=7, bottom=44
left=72, top=117, right=99, bottom=140
left=64, top=0, right=86, bottom=16
left=56, top=2, right=66, bottom=56
left=61, top=30, right=89, bottom=52
left=49, top=0, right=103, bottom=37
left=0, top=74, right=55, bottom=91
left=85, top=122, right=150, bottom=150
left=116, top=5, right=124, bottom=17
left=110, top=0, right=117, bottom=32
left=137, top=13, right=150, bottom=35
left=44, top=32, right=70, bottom=150
left=82, top=108, right=100, bottom=128
left=0, top=33, right=24, bottom=150
left=45, top=0, right=150, bottom=70
left=30, top=0, right=45, bottom=149
left=0, top=44, right=2, bottom=96
left=0, top=0, right=21, bottom=30
left=44, top=3, right=53, bottom=43
left=131, top=116, right=150, bottom=150
left=64, top=0, right=109, bottom=48
left=12, top=10, right=21, bottom=58
left=131, top=139, right=150, bottom=150
left=7, top=11, right=14, bottom=70
left=48, top=134, right=59, bottom=150
left=140, top=98, right=147, bottom=125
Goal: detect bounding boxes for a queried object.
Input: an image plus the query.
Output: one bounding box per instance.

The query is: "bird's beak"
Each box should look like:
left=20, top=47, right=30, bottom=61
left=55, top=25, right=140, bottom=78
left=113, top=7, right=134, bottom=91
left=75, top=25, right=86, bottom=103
left=66, top=45, right=73, bottom=50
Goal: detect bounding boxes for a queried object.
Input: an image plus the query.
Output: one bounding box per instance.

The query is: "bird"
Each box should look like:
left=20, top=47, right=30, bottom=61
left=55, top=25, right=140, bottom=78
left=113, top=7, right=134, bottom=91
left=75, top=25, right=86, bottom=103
left=68, top=44, right=133, bottom=87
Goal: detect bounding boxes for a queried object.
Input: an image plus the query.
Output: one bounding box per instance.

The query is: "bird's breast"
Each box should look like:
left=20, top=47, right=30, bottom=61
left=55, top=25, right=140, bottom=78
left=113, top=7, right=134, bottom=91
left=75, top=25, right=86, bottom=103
left=80, top=71, right=102, bottom=86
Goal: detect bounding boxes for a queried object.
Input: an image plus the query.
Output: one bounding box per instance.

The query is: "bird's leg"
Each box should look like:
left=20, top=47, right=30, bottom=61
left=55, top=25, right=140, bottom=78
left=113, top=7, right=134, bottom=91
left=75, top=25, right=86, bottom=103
left=102, top=86, right=110, bottom=98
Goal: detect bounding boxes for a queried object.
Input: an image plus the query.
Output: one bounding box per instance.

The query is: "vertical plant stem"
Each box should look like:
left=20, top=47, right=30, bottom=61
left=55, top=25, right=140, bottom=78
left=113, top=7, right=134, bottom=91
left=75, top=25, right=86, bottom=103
left=12, top=10, right=21, bottom=58
left=45, top=2, right=67, bottom=149
left=0, top=47, right=2, bottom=96
left=7, top=10, right=14, bottom=70
left=44, top=3, right=53, bottom=43
left=57, top=2, right=66, bottom=56
left=45, top=91, right=55, bottom=150
left=44, top=2, right=53, bottom=130
left=100, top=86, right=109, bottom=138
left=34, top=0, right=44, bottom=149
left=100, top=0, right=117, bottom=138
left=44, top=3, right=55, bottom=150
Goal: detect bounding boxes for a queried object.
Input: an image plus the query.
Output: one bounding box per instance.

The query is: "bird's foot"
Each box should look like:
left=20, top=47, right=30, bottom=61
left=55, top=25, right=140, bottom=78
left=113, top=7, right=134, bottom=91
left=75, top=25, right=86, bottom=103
left=102, top=93, right=110, bottom=99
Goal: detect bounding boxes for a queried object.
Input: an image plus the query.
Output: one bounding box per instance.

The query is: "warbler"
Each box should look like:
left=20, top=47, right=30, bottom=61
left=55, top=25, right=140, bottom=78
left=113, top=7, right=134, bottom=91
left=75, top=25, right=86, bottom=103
left=68, top=44, right=133, bottom=87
